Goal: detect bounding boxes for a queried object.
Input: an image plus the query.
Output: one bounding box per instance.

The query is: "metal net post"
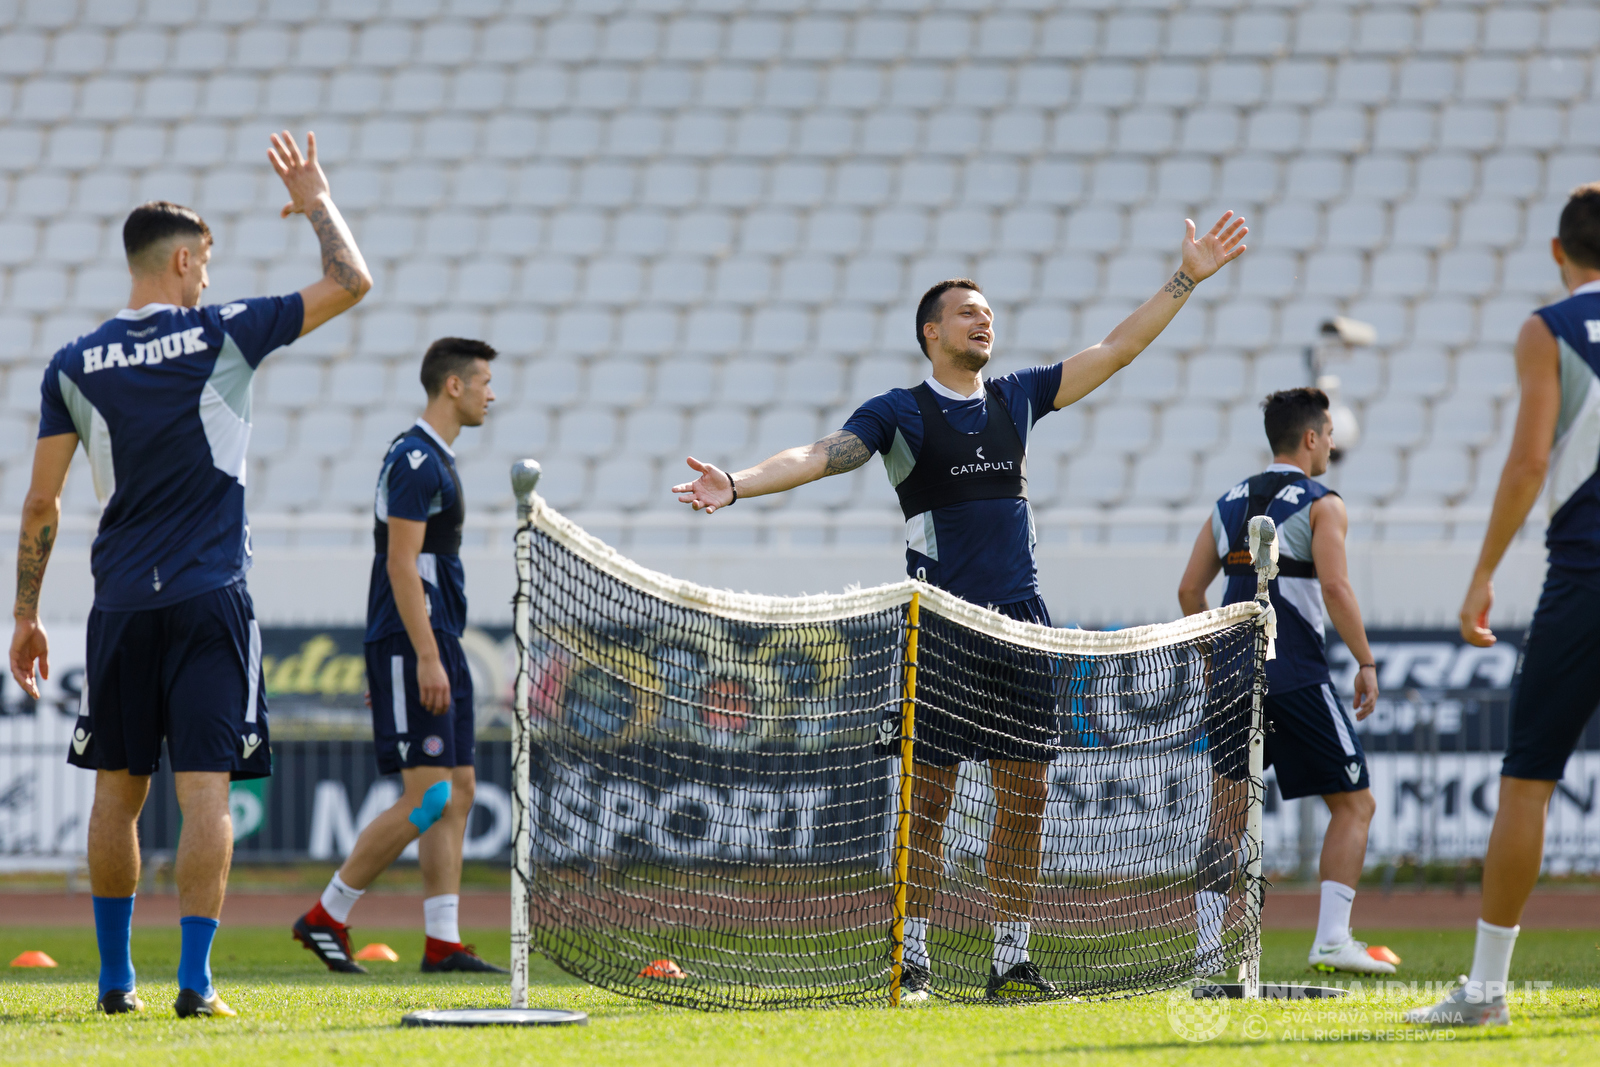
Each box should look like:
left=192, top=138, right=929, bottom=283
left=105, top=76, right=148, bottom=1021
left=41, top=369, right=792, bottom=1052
left=1239, top=514, right=1278, bottom=999
left=509, top=459, right=541, bottom=1010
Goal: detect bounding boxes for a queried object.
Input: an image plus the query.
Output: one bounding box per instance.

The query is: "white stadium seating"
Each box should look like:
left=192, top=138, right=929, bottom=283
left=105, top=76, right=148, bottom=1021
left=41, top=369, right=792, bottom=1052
left=0, top=0, right=1588, bottom=560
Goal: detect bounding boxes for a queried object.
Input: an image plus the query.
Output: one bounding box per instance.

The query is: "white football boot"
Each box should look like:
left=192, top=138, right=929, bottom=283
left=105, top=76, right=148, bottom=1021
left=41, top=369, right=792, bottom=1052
left=1308, top=937, right=1397, bottom=975
left=1404, top=976, right=1510, bottom=1027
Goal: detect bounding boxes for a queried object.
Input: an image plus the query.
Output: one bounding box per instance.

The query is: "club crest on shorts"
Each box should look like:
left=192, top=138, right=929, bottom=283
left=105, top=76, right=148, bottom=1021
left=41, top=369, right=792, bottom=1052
left=423, top=735, right=444, bottom=758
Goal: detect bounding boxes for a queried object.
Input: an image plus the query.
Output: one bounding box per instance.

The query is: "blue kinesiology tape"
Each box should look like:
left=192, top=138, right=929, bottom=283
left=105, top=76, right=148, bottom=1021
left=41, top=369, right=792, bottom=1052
left=408, top=780, right=452, bottom=834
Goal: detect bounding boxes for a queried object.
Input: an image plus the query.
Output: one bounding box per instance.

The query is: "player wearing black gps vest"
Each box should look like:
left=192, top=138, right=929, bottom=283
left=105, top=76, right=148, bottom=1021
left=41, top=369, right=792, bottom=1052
left=676, top=212, right=1248, bottom=1001
left=1409, top=184, right=1600, bottom=1028
left=1178, top=388, right=1387, bottom=978
left=294, top=339, right=505, bottom=977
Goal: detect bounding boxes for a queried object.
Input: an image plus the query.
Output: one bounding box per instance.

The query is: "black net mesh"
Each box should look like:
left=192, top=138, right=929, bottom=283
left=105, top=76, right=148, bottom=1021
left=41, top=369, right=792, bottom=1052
left=514, top=510, right=1265, bottom=1010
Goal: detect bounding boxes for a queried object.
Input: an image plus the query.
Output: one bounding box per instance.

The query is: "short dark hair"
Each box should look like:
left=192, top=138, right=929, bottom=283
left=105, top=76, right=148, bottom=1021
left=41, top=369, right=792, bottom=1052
left=123, top=201, right=211, bottom=270
left=1261, top=388, right=1330, bottom=455
left=420, top=337, right=497, bottom=397
left=915, top=278, right=982, bottom=359
left=1558, top=183, right=1600, bottom=270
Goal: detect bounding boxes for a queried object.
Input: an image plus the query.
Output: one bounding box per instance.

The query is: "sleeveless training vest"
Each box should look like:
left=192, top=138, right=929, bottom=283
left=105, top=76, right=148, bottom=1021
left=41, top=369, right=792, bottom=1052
left=1222, top=471, right=1318, bottom=579
left=372, top=429, right=465, bottom=557
left=893, top=382, right=1028, bottom=520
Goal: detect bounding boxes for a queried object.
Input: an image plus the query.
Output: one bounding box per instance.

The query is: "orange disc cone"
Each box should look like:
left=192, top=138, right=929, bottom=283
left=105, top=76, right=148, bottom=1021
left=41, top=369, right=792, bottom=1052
left=11, top=951, right=58, bottom=967
left=354, top=943, right=400, bottom=962
left=639, top=958, right=686, bottom=979
left=1368, top=945, right=1402, bottom=966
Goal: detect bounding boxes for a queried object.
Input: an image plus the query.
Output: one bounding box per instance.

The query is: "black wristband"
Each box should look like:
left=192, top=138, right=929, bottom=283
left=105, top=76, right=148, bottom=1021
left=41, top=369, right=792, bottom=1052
left=727, top=474, right=737, bottom=506
left=1358, top=663, right=1376, bottom=670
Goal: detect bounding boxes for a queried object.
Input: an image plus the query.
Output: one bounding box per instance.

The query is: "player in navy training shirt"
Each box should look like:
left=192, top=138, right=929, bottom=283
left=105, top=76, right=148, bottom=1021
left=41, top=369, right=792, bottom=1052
left=1410, top=185, right=1600, bottom=1027
left=8, top=133, right=372, bottom=1019
left=675, top=212, right=1248, bottom=1000
left=294, top=339, right=504, bottom=977
left=1178, top=388, right=1387, bottom=978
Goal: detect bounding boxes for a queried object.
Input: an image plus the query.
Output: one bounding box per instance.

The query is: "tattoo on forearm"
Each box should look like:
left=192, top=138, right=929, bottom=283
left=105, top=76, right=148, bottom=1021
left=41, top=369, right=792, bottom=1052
left=15, top=524, right=53, bottom=616
left=1163, top=270, right=1197, bottom=299
left=820, top=431, right=871, bottom=475
left=306, top=201, right=365, bottom=298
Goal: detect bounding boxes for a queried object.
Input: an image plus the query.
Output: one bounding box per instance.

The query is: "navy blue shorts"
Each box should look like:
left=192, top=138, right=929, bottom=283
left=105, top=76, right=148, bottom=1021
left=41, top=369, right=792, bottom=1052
left=1210, top=682, right=1369, bottom=801
left=366, top=631, right=475, bottom=775
left=914, top=595, right=1059, bottom=767
left=1502, top=567, right=1600, bottom=781
left=67, top=579, right=269, bottom=780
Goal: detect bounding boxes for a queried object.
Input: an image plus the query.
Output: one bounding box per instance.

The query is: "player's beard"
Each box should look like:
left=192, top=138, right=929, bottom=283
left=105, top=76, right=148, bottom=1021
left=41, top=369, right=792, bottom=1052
left=946, top=342, right=991, bottom=373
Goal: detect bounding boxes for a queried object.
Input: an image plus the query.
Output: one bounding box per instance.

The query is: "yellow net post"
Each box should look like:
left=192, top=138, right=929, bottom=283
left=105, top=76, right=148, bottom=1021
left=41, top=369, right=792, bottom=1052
left=890, top=591, right=919, bottom=1007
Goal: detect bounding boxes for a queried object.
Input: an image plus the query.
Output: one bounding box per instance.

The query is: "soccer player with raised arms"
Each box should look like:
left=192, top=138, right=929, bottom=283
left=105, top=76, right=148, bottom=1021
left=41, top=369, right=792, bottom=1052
left=675, top=212, right=1246, bottom=999
left=294, top=338, right=505, bottom=977
left=1177, top=388, right=1388, bottom=978
left=1409, top=184, right=1600, bottom=1028
left=8, top=132, right=371, bottom=1017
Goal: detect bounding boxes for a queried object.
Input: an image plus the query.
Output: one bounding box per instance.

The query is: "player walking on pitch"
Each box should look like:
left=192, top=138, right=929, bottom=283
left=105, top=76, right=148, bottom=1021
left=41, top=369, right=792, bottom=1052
left=1409, top=184, right=1600, bottom=1027
left=676, top=212, right=1246, bottom=1000
left=8, top=132, right=371, bottom=1017
left=1178, top=388, right=1390, bottom=978
left=294, top=338, right=505, bottom=976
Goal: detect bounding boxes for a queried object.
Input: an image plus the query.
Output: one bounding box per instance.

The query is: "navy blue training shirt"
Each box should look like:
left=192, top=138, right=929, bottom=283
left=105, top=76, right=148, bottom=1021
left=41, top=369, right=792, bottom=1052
left=842, top=365, right=1063, bottom=606
left=1535, top=281, right=1600, bottom=576
left=37, top=297, right=304, bottom=611
left=1214, top=463, right=1336, bottom=694
left=365, top=420, right=467, bottom=644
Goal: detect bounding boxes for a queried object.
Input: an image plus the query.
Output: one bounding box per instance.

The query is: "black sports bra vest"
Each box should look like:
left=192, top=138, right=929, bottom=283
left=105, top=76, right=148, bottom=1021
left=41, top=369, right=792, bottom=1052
left=892, top=382, right=1028, bottom=521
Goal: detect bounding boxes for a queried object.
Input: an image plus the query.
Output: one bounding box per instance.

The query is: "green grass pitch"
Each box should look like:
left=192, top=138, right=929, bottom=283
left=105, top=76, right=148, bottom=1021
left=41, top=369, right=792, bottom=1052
left=3, top=925, right=1599, bottom=1065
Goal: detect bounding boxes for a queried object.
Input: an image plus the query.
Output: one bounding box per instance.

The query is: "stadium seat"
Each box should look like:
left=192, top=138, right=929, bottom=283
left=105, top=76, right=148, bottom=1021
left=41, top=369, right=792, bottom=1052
left=1334, top=447, right=1402, bottom=505
left=1406, top=444, right=1473, bottom=505
left=296, top=410, right=356, bottom=459
left=1061, top=447, right=1128, bottom=507
left=1128, top=453, right=1196, bottom=506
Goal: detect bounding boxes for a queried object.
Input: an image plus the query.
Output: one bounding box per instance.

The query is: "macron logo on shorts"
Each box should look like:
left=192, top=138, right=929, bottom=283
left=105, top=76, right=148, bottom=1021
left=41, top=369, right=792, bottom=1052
left=241, top=732, right=261, bottom=759
left=1346, top=762, right=1360, bottom=784
left=72, top=727, right=91, bottom=755
left=398, top=741, right=410, bottom=763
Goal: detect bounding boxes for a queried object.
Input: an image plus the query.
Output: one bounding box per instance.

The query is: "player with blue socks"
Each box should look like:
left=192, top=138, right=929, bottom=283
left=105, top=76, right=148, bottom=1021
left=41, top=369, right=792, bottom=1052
left=7, top=131, right=371, bottom=1018
left=295, top=339, right=504, bottom=976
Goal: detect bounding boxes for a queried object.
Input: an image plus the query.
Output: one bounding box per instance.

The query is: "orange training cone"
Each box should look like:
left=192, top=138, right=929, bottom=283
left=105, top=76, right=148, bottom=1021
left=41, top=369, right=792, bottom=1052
left=354, top=943, right=400, bottom=962
left=11, top=951, right=58, bottom=967
left=639, top=958, right=686, bottom=979
left=1367, top=945, right=1402, bottom=967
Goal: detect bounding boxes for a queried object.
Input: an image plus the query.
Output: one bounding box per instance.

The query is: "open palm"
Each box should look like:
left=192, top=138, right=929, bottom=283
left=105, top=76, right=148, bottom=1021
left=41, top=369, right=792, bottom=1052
left=1181, top=211, right=1248, bottom=282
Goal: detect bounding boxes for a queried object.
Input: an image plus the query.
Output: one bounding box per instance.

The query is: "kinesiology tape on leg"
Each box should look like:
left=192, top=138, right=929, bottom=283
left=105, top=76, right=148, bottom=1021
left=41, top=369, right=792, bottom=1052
left=408, top=780, right=452, bottom=834
left=1195, top=836, right=1237, bottom=894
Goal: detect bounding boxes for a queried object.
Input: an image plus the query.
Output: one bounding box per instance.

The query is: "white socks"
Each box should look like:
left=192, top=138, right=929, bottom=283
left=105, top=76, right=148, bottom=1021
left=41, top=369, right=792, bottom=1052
left=901, top=918, right=1032, bottom=970
left=424, top=894, right=461, bottom=944
left=903, top=917, right=929, bottom=968
left=1195, top=890, right=1227, bottom=958
left=320, top=872, right=365, bottom=925
left=1314, top=880, right=1356, bottom=947
left=1468, top=918, right=1519, bottom=994
left=993, top=921, right=1030, bottom=971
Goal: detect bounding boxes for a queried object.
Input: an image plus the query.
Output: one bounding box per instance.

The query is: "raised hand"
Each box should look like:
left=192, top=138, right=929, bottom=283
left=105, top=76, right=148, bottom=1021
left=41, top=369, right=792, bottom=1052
left=268, top=131, right=332, bottom=219
left=673, top=457, right=735, bottom=514
left=1179, top=211, right=1249, bottom=284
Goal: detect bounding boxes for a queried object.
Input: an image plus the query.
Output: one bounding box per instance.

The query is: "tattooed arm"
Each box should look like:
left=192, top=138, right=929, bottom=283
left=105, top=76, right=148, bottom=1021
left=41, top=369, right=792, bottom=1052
left=673, top=431, right=873, bottom=514
left=266, top=131, right=374, bottom=337
left=1053, top=211, right=1249, bottom=410
left=10, top=433, right=76, bottom=699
